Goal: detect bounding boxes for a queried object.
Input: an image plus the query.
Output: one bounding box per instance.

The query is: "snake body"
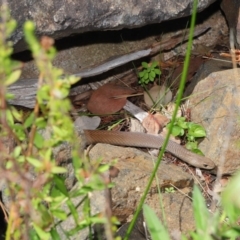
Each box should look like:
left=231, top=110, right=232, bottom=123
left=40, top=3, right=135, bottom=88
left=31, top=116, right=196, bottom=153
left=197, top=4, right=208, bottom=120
left=84, top=130, right=215, bottom=170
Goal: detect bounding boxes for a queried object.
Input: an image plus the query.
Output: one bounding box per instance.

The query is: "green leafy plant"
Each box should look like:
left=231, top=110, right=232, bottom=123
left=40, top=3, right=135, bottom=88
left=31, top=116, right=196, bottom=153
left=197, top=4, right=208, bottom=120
left=163, top=186, right=175, bottom=193
left=143, top=204, right=170, bottom=240
left=127, top=0, right=240, bottom=238
left=0, top=7, right=116, bottom=240
left=143, top=177, right=240, bottom=240
left=124, top=0, right=199, bottom=238
left=138, top=61, right=161, bottom=85
left=166, top=117, right=206, bottom=154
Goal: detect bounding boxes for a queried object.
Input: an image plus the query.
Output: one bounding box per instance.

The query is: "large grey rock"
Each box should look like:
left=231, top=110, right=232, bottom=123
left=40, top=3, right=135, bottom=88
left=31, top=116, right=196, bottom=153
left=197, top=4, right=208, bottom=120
left=4, top=0, right=216, bottom=52
left=89, top=143, right=195, bottom=235
left=9, top=6, right=228, bottom=108
left=185, top=59, right=240, bottom=175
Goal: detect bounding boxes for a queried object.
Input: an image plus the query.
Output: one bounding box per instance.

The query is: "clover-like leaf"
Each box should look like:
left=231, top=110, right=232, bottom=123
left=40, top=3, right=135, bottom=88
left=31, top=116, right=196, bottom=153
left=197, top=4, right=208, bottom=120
left=151, top=61, right=158, bottom=68
left=192, top=148, right=204, bottom=156
left=143, top=72, right=149, bottom=80
left=154, top=68, right=161, bottom=75
left=149, top=76, right=154, bottom=81
left=170, top=125, right=184, bottom=136
left=177, top=118, right=188, bottom=129
left=188, top=124, right=206, bottom=137
left=142, top=62, right=148, bottom=68
left=186, top=141, right=198, bottom=151
left=150, top=71, right=156, bottom=79
left=139, top=71, right=145, bottom=77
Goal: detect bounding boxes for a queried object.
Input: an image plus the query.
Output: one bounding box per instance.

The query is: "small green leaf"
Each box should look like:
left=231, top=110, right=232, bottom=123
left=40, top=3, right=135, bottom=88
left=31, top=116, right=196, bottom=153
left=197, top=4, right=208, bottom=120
left=10, top=106, right=22, bottom=122
left=139, top=71, right=145, bottom=77
left=178, top=122, right=189, bottom=129
left=50, top=229, right=61, bottom=240
left=5, top=93, right=15, bottom=100
left=149, top=75, right=154, bottom=81
left=222, top=171, right=240, bottom=224
left=154, top=68, right=161, bottom=75
left=143, top=204, right=170, bottom=240
left=6, top=109, right=14, bottom=126
left=53, top=175, right=68, bottom=196
left=68, top=75, right=80, bottom=85
left=186, top=141, right=198, bottom=151
left=13, top=146, right=22, bottom=158
left=192, top=185, right=210, bottom=233
left=143, top=72, right=149, bottom=80
left=29, top=229, right=41, bottom=240
left=6, top=161, right=13, bottom=169
left=170, top=125, right=184, bottom=136
left=24, top=112, right=35, bottom=128
left=34, top=131, right=44, bottom=149
left=98, top=164, right=110, bottom=173
left=142, top=62, right=148, bottom=68
left=5, top=70, right=21, bottom=86
left=51, top=209, right=67, bottom=220
left=177, top=118, right=188, bottom=129
left=151, top=61, right=158, bottom=68
left=188, top=124, right=206, bottom=138
left=187, top=134, right=195, bottom=142
left=67, top=199, right=79, bottom=224
left=24, top=20, right=35, bottom=33
left=150, top=71, right=156, bottom=79
left=32, top=223, right=51, bottom=240
left=192, top=148, right=204, bottom=156
left=37, top=85, right=50, bottom=102
left=12, top=124, right=26, bottom=140
left=35, top=117, right=47, bottom=128
left=26, top=157, right=43, bottom=168
left=178, top=117, right=186, bottom=122
left=51, top=166, right=67, bottom=174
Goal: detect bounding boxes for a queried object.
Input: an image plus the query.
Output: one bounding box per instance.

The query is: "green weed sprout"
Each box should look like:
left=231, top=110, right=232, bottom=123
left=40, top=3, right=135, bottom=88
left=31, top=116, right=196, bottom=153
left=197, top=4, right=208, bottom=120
left=166, top=117, right=206, bottom=154
left=164, top=187, right=175, bottom=193
left=138, top=61, right=161, bottom=85
left=0, top=9, right=115, bottom=239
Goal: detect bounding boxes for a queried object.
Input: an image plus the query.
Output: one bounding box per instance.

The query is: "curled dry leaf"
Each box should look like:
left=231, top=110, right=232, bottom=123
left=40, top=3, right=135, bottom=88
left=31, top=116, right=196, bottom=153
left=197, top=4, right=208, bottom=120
left=171, top=56, right=204, bottom=85
left=144, top=84, right=172, bottom=108
left=142, top=112, right=169, bottom=134
left=87, top=83, right=135, bottom=115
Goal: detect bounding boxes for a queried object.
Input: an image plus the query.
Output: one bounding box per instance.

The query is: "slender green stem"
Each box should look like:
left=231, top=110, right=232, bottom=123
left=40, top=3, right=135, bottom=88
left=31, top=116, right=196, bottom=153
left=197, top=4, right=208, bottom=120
left=123, top=0, right=198, bottom=239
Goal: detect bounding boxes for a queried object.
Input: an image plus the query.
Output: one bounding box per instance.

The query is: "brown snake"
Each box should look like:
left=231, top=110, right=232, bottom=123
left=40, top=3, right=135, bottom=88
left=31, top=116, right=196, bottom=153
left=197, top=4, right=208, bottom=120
left=84, top=130, right=215, bottom=170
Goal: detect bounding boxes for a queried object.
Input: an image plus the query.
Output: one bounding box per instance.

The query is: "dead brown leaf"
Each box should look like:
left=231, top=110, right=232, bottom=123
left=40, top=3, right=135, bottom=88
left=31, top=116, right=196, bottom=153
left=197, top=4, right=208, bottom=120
left=171, top=56, right=205, bottom=84
left=87, top=83, right=135, bottom=115
left=142, top=112, right=169, bottom=134
left=144, top=85, right=172, bottom=108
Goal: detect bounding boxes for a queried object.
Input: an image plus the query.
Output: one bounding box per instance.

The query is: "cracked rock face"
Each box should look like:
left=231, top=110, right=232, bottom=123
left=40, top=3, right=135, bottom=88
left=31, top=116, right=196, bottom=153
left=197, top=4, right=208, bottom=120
left=185, top=59, right=240, bottom=175
left=5, top=0, right=216, bottom=52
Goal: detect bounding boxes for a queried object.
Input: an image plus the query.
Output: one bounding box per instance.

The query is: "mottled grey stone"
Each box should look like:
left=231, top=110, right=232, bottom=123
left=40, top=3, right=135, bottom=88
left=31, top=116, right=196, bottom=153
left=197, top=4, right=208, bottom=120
left=2, top=0, right=216, bottom=52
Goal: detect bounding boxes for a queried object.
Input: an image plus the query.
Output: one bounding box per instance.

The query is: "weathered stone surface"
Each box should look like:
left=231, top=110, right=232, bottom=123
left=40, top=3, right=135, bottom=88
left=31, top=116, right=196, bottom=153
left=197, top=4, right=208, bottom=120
left=185, top=59, right=240, bottom=175
left=89, top=143, right=195, bottom=234
left=9, top=6, right=228, bottom=108
left=4, top=0, right=216, bottom=52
